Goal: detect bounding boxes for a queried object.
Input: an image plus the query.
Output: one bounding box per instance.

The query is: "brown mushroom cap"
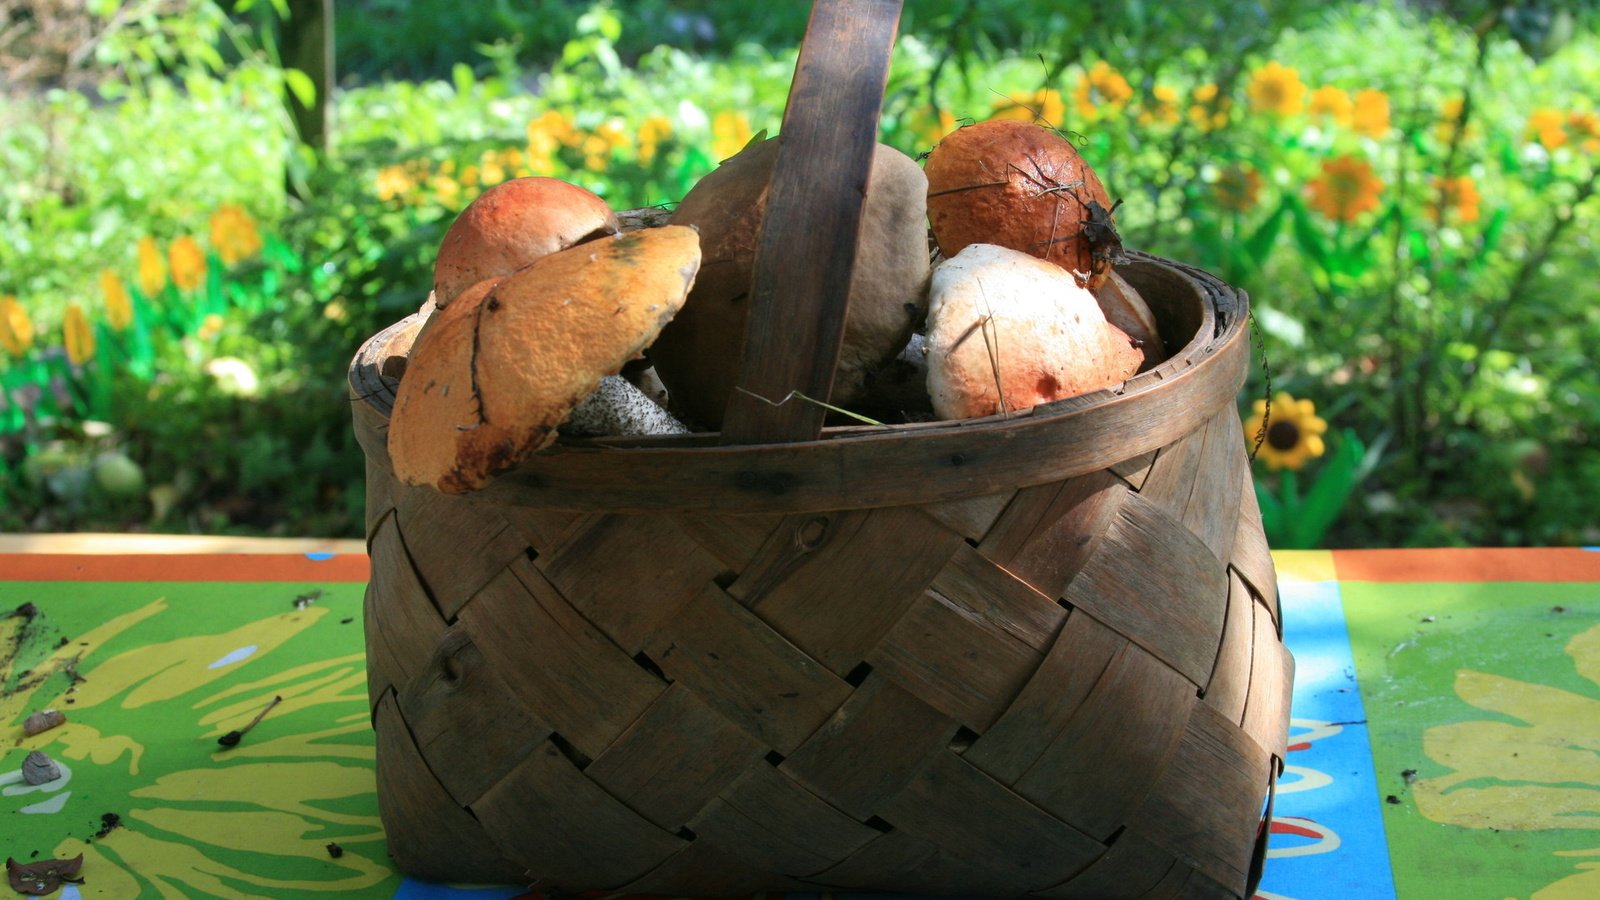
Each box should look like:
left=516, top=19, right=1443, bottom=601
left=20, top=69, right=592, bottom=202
left=389, top=226, right=702, bottom=493
left=924, top=244, right=1141, bottom=420
left=925, top=119, right=1118, bottom=289
left=650, top=138, right=931, bottom=428
left=432, top=177, right=620, bottom=308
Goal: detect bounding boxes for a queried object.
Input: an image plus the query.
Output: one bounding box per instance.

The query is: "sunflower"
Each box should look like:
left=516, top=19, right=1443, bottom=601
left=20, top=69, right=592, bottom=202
left=1429, top=175, right=1482, bottom=224
left=1307, top=155, right=1384, bottom=222
left=1247, top=62, right=1306, bottom=117
left=1188, top=83, right=1233, bottom=132
left=136, top=236, right=165, bottom=298
left=62, top=303, right=95, bottom=367
left=1, top=294, right=32, bottom=358
left=168, top=236, right=207, bottom=293
left=1308, top=86, right=1353, bottom=125
left=209, top=205, right=263, bottom=267
left=100, top=269, right=134, bottom=331
left=1074, top=61, right=1133, bottom=120
left=1244, top=392, right=1327, bottom=471
left=1138, top=84, right=1181, bottom=126
left=1350, top=89, right=1391, bottom=138
left=1213, top=163, right=1265, bottom=213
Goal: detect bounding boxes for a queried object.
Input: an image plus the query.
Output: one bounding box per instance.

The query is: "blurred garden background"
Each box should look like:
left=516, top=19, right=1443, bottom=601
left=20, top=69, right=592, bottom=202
left=1, top=0, right=1596, bottom=548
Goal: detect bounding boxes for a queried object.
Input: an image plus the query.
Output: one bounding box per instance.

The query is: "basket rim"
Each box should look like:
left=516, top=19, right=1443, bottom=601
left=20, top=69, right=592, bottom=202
left=350, top=252, right=1251, bottom=514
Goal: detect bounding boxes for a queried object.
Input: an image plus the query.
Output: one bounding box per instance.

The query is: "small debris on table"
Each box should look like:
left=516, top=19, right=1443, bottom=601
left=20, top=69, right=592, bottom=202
left=293, top=590, right=324, bottom=610
left=22, top=709, right=66, bottom=737
left=325, top=842, right=344, bottom=859
left=1401, top=768, right=1419, bottom=784
left=21, top=751, right=60, bottom=786
left=6, top=854, right=84, bottom=896
left=218, top=695, right=284, bottom=748
left=92, top=813, right=121, bottom=839
left=1385, top=794, right=1401, bottom=805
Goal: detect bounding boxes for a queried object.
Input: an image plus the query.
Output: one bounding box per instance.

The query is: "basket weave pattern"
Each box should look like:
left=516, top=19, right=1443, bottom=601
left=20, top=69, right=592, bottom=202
left=352, top=257, right=1291, bottom=898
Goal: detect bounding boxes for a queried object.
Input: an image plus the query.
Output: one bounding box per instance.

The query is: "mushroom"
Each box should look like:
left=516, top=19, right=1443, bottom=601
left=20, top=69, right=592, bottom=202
left=432, top=177, right=620, bottom=308
left=1093, top=269, right=1164, bottom=371
left=924, top=244, right=1142, bottom=420
left=649, top=137, right=931, bottom=429
left=925, top=119, right=1123, bottom=290
left=388, top=226, right=702, bottom=493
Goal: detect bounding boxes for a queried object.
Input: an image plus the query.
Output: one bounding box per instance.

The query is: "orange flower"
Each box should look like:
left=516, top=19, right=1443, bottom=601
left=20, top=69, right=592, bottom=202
left=1138, top=85, right=1181, bottom=126
left=991, top=88, right=1066, bottom=126
left=1074, top=61, right=1133, bottom=120
left=169, top=236, right=206, bottom=293
left=1429, top=175, right=1481, bottom=224
left=712, top=110, right=754, bottom=161
left=1188, top=83, right=1232, bottom=132
left=638, top=115, right=673, bottom=163
left=63, top=303, right=95, bottom=366
left=1, top=295, right=32, bottom=358
left=921, top=108, right=959, bottom=146
left=209, top=205, right=263, bottom=267
left=1308, top=86, right=1353, bottom=125
left=1248, top=62, right=1306, bottom=117
left=1307, top=155, right=1383, bottom=222
left=100, top=269, right=133, bottom=331
left=1526, top=108, right=1566, bottom=149
left=1350, top=89, right=1391, bottom=138
left=1567, top=110, right=1600, bottom=153
left=1214, top=164, right=1265, bottom=213
left=137, top=236, right=165, bottom=298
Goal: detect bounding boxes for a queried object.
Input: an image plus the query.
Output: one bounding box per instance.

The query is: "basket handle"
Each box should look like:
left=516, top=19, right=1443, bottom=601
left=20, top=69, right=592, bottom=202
left=717, top=0, right=904, bottom=445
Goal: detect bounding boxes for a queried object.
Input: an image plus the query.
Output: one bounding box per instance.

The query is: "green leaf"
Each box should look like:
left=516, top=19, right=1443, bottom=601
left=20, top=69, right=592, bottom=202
left=284, top=68, right=317, bottom=108
left=1287, top=198, right=1329, bottom=270
left=1242, top=196, right=1289, bottom=270
left=450, top=63, right=474, bottom=98
left=1286, top=430, right=1365, bottom=549
left=1477, top=206, right=1509, bottom=259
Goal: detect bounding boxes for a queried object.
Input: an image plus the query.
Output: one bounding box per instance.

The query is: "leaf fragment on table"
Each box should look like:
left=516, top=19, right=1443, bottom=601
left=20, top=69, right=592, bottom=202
left=6, top=854, right=85, bottom=896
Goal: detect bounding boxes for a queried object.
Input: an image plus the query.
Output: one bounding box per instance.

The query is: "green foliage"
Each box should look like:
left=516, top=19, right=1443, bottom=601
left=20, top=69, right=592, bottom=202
left=2, top=0, right=1597, bottom=546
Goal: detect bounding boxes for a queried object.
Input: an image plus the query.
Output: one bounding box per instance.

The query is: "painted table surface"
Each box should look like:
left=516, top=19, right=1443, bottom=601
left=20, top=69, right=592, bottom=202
left=1, top=539, right=1597, bottom=900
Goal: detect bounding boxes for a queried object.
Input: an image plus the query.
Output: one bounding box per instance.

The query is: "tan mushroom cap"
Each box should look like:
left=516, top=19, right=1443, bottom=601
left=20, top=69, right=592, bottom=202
left=389, top=226, right=702, bottom=493
left=925, top=119, right=1117, bottom=289
left=925, top=244, right=1142, bottom=420
left=432, top=177, right=620, bottom=308
left=651, top=137, right=931, bottom=428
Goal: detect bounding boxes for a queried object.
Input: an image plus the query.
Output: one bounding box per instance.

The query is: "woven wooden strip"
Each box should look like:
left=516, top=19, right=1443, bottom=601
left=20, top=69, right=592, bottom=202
left=1062, top=494, right=1229, bottom=685
left=781, top=672, right=960, bottom=820
left=865, top=587, right=1043, bottom=732
left=1109, top=448, right=1159, bottom=491
left=393, top=485, right=525, bottom=619
left=877, top=750, right=1106, bottom=892
left=535, top=514, right=728, bottom=655
left=584, top=682, right=767, bottom=832
left=364, top=514, right=448, bottom=710
left=458, top=559, right=667, bottom=760
left=1240, top=600, right=1296, bottom=761
left=617, top=838, right=801, bottom=896
left=805, top=829, right=1021, bottom=897
left=670, top=511, right=785, bottom=571
left=1232, top=476, right=1280, bottom=630
left=919, top=490, right=1016, bottom=543
left=497, top=506, right=590, bottom=555
left=1133, top=702, right=1273, bottom=890
left=396, top=626, right=553, bottom=807
left=1011, top=641, right=1198, bottom=842
left=1203, top=569, right=1257, bottom=723
left=728, top=506, right=963, bottom=675
left=642, top=583, right=853, bottom=754
left=689, top=764, right=885, bottom=875
left=976, top=469, right=1129, bottom=601
left=1136, top=406, right=1246, bottom=564
left=373, top=692, right=527, bottom=884
left=364, top=457, right=397, bottom=541
left=964, top=608, right=1127, bottom=783
left=469, top=736, right=688, bottom=891
left=1032, top=831, right=1183, bottom=899
left=928, top=542, right=1066, bottom=653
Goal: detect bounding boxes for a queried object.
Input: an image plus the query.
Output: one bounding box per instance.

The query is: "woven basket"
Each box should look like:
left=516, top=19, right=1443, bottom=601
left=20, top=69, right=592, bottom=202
left=348, top=2, right=1292, bottom=897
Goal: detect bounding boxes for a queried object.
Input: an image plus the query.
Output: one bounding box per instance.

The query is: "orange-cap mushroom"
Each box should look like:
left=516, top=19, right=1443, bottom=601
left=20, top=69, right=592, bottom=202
left=389, top=226, right=701, bottom=492
left=924, top=244, right=1142, bottom=420
left=432, top=177, right=620, bottom=308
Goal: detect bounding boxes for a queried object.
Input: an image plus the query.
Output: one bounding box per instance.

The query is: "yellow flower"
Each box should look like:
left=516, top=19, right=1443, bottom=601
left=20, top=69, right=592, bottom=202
left=1527, top=108, right=1567, bottom=149
left=1188, top=83, right=1232, bottom=132
left=1244, top=392, right=1327, bottom=471
left=991, top=87, right=1066, bottom=126
left=1568, top=110, right=1600, bottom=153
left=922, top=108, right=959, bottom=147
left=430, top=173, right=463, bottom=208
left=1248, top=62, right=1306, bottom=117
left=581, top=133, right=613, bottom=172
left=1074, top=61, right=1133, bottom=120
left=63, top=303, right=95, bottom=366
left=1350, top=89, right=1391, bottom=138
left=712, top=110, right=754, bottom=161
left=1308, top=86, right=1353, bottom=125
left=1307, top=155, right=1384, bottom=222
left=638, top=114, right=673, bottom=163
left=100, top=269, right=133, bottom=331
left=1, top=294, right=33, bottom=358
left=196, top=312, right=225, bottom=341
left=527, top=109, right=578, bottom=152
left=137, top=236, right=165, bottom=298
left=1213, top=164, right=1265, bottom=213
left=209, top=204, right=263, bottom=267
left=1138, top=84, right=1181, bottom=126
left=375, top=164, right=415, bottom=203
left=1429, top=175, right=1482, bottom=224
left=169, top=235, right=207, bottom=293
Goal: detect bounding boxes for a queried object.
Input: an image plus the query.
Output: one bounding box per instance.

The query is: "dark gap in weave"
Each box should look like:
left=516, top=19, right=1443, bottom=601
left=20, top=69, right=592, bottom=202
left=676, top=826, right=697, bottom=841
left=547, top=731, right=593, bottom=771
left=523, top=546, right=539, bottom=563
left=764, top=750, right=786, bottom=767
left=844, top=661, right=873, bottom=687
left=862, top=815, right=895, bottom=834
left=1104, top=824, right=1127, bottom=846
left=948, top=727, right=981, bottom=753
left=632, top=651, right=671, bottom=683
left=712, top=569, right=738, bottom=590
left=963, top=536, right=980, bottom=548
left=1056, top=596, right=1074, bottom=612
